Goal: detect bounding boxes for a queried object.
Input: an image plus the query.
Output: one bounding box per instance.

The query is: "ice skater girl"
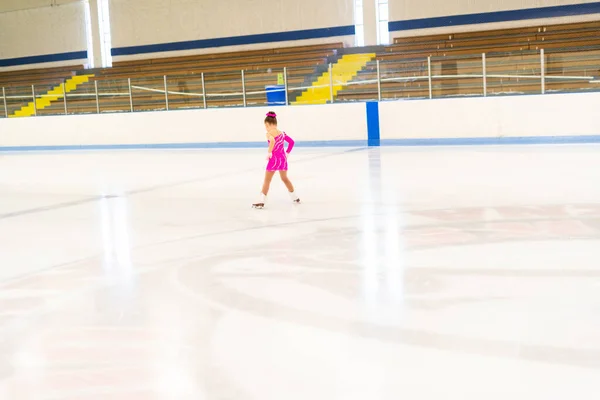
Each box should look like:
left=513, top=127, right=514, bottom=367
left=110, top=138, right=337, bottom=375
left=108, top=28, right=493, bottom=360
left=252, top=111, right=300, bottom=208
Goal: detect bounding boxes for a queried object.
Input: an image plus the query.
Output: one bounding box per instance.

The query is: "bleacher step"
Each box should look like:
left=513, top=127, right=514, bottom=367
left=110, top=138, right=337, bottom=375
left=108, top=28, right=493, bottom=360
left=292, top=53, right=376, bottom=105
left=10, top=75, right=94, bottom=118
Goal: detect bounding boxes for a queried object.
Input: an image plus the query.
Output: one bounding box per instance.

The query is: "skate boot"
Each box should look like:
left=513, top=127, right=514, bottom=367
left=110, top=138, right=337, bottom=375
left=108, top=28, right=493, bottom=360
left=252, top=193, right=267, bottom=209
left=289, top=191, right=300, bottom=204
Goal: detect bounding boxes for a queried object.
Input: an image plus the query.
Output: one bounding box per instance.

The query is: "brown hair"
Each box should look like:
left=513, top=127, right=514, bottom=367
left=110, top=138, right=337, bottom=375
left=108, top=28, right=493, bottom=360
left=264, top=111, right=277, bottom=125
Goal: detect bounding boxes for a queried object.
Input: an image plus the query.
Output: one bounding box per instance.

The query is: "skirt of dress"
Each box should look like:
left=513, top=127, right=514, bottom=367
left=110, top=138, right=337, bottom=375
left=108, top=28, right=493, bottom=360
left=266, top=153, right=288, bottom=171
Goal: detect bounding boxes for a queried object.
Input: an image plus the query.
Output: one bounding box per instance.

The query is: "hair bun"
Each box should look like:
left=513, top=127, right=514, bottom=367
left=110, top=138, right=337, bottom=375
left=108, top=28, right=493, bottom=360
left=266, top=111, right=277, bottom=118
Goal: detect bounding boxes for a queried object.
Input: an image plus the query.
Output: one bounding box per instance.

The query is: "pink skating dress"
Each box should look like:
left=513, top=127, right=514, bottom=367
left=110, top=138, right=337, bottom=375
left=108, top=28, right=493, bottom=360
left=266, top=132, right=295, bottom=171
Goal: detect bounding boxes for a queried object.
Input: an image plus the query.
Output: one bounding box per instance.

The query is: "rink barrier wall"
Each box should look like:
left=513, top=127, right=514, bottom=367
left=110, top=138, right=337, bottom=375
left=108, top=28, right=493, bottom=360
left=0, top=103, right=368, bottom=150
left=1, top=92, right=600, bottom=151
left=377, top=92, right=600, bottom=141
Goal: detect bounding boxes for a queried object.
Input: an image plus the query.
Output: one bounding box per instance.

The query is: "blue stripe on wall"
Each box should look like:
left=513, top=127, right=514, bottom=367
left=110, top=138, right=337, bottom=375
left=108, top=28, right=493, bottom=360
left=388, top=2, right=600, bottom=31
left=366, top=102, right=380, bottom=147
left=381, top=135, right=600, bottom=146
left=3, top=136, right=600, bottom=153
left=0, top=140, right=368, bottom=153
left=111, top=25, right=356, bottom=56
left=0, top=51, right=88, bottom=68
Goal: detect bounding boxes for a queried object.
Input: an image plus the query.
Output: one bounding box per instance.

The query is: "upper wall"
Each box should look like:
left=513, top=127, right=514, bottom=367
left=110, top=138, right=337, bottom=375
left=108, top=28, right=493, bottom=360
left=110, top=0, right=355, bottom=60
left=0, top=0, right=87, bottom=70
left=1, top=0, right=355, bottom=69
left=0, top=0, right=80, bottom=13
left=388, top=0, right=600, bottom=36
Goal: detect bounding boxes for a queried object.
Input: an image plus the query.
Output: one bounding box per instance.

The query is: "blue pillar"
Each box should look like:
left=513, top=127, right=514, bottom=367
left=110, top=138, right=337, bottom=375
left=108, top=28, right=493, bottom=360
left=366, top=101, right=380, bottom=146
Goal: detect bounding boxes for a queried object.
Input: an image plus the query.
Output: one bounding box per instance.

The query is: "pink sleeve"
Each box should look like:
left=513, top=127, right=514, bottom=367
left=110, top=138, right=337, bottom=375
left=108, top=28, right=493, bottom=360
left=284, top=134, right=295, bottom=154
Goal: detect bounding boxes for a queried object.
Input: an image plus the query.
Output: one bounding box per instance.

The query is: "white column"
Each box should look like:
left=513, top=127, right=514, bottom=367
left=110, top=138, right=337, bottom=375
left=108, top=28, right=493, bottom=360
left=363, top=0, right=378, bottom=46
left=86, top=0, right=103, bottom=68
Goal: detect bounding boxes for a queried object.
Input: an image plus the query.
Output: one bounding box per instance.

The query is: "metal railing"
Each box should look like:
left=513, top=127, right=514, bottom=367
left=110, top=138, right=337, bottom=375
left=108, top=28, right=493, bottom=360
left=1, top=48, right=599, bottom=118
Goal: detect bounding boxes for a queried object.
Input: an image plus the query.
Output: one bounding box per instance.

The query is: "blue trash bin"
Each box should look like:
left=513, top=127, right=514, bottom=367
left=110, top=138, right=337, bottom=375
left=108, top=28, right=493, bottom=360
left=265, top=85, right=286, bottom=105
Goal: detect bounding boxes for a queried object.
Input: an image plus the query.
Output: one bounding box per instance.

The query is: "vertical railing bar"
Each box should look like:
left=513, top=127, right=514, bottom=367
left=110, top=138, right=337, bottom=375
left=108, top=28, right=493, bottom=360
left=540, top=48, right=546, bottom=94
left=427, top=56, right=433, bottom=99
left=482, top=53, right=487, bottom=97
left=284, top=67, right=289, bottom=106
left=164, top=75, right=169, bottom=111
left=241, top=70, right=247, bottom=107
left=329, top=63, right=334, bottom=103
left=377, top=59, right=382, bottom=102
left=201, top=72, right=207, bottom=109
left=32, top=85, right=37, bottom=116
left=128, top=78, right=133, bottom=112
left=2, top=87, right=7, bottom=118
left=94, top=80, right=100, bottom=114
left=63, top=80, right=68, bottom=115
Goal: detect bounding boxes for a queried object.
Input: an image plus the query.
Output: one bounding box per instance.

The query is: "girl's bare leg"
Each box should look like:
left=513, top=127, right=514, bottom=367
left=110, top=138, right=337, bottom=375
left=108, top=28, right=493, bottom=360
left=280, top=171, right=300, bottom=203
left=253, top=171, right=275, bottom=208
left=279, top=170, right=294, bottom=192
left=262, top=171, right=276, bottom=195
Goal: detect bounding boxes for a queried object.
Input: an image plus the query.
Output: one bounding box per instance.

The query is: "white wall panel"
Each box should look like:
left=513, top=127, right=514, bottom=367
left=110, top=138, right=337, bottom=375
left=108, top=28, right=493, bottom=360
left=379, top=93, right=600, bottom=139
left=390, top=0, right=600, bottom=21
left=0, top=2, right=86, bottom=61
left=0, top=103, right=367, bottom=147
left=110, top=0, right=354, bottom=54
left=388, top=0, right=600, bottom=37
left=0, top=0, right=80, bottom=13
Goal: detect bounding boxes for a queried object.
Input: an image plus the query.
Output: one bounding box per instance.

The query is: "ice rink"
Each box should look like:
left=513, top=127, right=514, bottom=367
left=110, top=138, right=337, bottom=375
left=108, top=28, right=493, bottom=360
left=0, top=144, right=599, bottom=399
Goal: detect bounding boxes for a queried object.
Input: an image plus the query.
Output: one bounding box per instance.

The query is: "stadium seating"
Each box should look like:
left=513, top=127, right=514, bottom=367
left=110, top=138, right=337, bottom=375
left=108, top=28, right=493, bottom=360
left=1, top=43, right=342, bottom=116
left=336, top=20, right=600, bottom=102
left=2, top=19, right=599, bottom=116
